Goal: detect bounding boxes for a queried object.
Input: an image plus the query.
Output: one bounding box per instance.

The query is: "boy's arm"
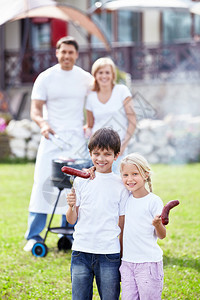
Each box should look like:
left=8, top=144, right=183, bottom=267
left=152, top=215, right=166, bottom=239
left=66, top=190, right=78, bottom=225
left=118, top=215, right=125, bottom=258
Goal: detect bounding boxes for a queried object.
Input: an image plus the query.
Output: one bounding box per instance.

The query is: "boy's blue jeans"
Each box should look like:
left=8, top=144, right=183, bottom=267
left=71, top=251, right=121, bottom=300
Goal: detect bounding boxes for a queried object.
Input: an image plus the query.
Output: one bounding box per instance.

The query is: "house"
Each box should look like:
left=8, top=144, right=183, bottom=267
left=0, top=0, right=200, bottom=119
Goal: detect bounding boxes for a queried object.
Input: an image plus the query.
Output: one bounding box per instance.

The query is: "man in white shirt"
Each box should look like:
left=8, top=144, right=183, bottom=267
left=24, top=36, right=93, bottom=252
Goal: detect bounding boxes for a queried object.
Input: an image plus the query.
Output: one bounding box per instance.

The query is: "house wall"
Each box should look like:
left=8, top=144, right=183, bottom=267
left=143, top=11, right=160, bottom=44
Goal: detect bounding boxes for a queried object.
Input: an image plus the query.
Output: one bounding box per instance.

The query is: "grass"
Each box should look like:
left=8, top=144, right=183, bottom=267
left=0, top=163, right=200, bottom=299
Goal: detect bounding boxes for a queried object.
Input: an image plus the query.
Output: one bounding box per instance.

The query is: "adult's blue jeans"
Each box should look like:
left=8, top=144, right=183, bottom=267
left=71, top=251, right=121, bottom=300
left=25, top=212, right=73, bottom=241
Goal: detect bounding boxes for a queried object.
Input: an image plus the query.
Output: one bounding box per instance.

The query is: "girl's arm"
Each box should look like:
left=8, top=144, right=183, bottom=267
left=121, top=97, right=137, bottom=155
left=66, top=190, right=79, bottom=225
left=118, top=215, right=125, bottom=258
left=152, top=215, right=166, bottom=239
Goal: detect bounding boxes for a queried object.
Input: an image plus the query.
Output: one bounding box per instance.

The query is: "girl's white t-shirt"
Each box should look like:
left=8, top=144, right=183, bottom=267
left=85, top=84, right=132, bottom=141
left=31, top=64, right=93, bottom=132
left=122, top=192, right=164, bottom=263
left=72, top=172, right=129, bottom=254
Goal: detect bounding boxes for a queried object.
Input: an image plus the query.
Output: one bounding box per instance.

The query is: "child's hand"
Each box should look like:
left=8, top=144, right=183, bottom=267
left=152, top=215, right=162, bottom=228
left=152, top=215, right=166, bottom=239
left=67, top=190, right=76, bottom=209
left=82, top=166, right=96, bottom=180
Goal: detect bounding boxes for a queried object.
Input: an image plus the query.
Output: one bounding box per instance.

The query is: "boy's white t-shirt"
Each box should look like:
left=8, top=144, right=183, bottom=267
left=72, top=172, right=129, bottom=254
left=122, top=192, right=164, bottom=263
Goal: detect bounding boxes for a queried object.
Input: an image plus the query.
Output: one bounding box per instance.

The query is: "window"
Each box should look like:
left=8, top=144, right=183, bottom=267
left=118, top=11, right=140, bottom=43
left=194, top=14, right=200, bottom=36
left=91, top=9, right=141, bottom=44
left=162, top=11, right=192, bottom=43
left=31, top=21, right=51, bottom=50
left=92, top=12, right=112, bottom=43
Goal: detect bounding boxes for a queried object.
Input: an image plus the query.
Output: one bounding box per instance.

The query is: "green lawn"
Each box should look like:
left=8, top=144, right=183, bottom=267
left=0, top=163, right=199, bottom=299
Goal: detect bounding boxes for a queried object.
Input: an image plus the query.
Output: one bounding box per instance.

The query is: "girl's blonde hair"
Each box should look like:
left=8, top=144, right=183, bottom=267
left=91, top=57, right=117, bottom=91
left=120, top=152, right=153, bottom=192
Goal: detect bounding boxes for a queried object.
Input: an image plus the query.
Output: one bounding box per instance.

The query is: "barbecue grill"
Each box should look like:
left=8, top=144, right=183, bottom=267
left=31, top=158, right=92, bottom=257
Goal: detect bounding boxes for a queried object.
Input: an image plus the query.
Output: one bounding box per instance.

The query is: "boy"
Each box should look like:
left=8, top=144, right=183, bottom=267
left=66, top=128, right=129, bottom=300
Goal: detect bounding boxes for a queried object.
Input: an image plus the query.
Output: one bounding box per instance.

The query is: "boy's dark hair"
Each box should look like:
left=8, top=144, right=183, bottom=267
left=88, top=128, right=121, bottom=156
left=56, top=36, right=79, bottom=52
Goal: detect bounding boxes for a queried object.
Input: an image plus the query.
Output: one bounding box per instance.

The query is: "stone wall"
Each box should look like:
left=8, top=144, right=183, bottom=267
left=128, top=114, right=200, bottom=164
left=6, top=119, right=41, bottom=160
left=5, top=115, right=200, bottom=164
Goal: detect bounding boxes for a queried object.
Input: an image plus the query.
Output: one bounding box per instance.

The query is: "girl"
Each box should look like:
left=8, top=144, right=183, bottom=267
left=120, top=153, right=166, bottom=300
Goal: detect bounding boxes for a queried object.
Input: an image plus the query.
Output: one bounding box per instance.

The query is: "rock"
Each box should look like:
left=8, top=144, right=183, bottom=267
left=31, top=133, right=41, bottom=143
left=30, top=121, right=40, bottom=134
left=137, top=130, right=155, bottom=144
left=27, top=150, right=37, bottom=160
left=147, top=153, right=160, bottom=164
left=20, top=119, right=32, bottom=130
left=130, top=142, right=154, bottom=155
left=27, top=140, right=39, bottom=152
left=6, top=120, right=31, bottom=139
left=9, top=138, right=26, bottom=150
left=11, top=148, right=26, bottom=158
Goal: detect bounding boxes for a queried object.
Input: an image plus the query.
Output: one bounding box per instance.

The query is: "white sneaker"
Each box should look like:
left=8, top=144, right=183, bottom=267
left=23, top=239, right=37, bottom=252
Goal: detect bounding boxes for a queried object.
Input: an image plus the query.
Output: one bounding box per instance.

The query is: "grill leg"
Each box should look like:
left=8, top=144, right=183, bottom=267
left=43, top=188, right=63, bottom=242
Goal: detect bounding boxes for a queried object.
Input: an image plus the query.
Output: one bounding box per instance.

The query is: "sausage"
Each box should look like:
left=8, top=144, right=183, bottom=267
left=61, top=166, right=90, bottom=179
left=161, top=200, right=180, bottom=225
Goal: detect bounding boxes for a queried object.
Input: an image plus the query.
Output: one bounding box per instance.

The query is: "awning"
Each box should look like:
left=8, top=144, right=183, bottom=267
left=0, top=0, right=110, bottom=50
left=102, top=0, right=194, bottom=12
left=190, top=3, right=200, bottom=15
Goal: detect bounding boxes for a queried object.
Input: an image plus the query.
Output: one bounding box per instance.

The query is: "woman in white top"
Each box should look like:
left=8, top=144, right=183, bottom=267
left=85, top=57, right=136, bottom=173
